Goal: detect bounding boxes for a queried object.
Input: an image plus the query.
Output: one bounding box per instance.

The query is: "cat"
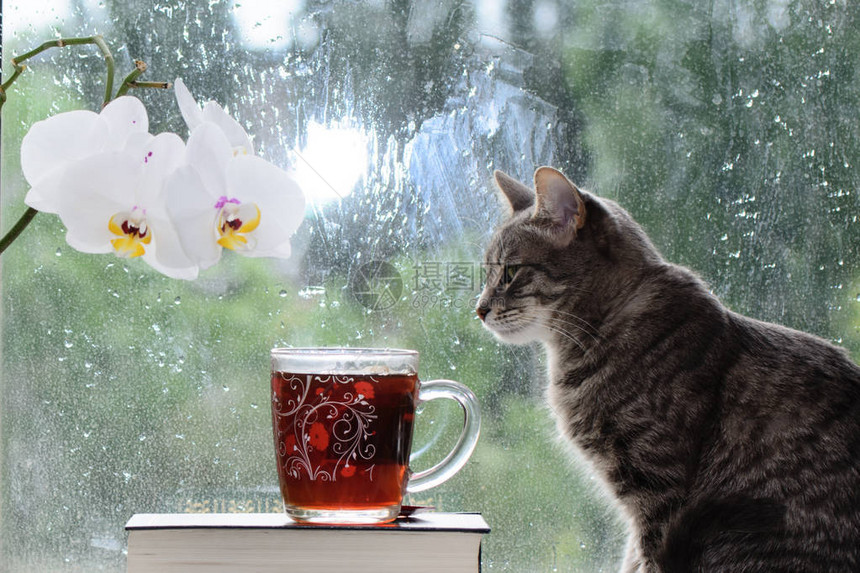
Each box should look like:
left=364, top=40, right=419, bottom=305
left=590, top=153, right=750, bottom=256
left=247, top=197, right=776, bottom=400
left=476, top=166, right=860, bottom=572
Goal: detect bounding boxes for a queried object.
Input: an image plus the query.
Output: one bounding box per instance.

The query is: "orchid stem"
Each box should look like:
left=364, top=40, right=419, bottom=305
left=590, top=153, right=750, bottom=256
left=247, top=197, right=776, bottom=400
left=0, top=208, right=38, bottom=256
left=114, top=61, right=171, bottom=97
left=115, top=60, right=147, bottom=97
left=126, top=81, right=172, bottom=90
left=3, top=35, right=116, bottom=107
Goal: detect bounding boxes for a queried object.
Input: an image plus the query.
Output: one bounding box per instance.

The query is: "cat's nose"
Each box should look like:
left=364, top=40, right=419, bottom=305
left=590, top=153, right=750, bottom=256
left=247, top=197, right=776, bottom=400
left=476, top=305, right=489, bottom=321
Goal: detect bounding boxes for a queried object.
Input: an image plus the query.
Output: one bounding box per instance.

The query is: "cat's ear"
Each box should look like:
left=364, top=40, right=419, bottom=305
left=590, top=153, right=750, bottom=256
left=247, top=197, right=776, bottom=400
left=533, top=167, right=586, bottom=232
left=494, top=170, right=535, bottom=212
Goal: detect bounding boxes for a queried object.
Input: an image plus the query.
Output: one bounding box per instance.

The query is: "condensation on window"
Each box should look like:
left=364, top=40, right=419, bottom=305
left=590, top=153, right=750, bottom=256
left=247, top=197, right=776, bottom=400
left=2, top=1, right=858, bottom=571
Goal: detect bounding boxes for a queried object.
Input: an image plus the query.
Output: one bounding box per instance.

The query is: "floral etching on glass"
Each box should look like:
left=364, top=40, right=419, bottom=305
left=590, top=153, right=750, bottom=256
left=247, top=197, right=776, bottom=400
left=272, top=374, right=379, bottom=482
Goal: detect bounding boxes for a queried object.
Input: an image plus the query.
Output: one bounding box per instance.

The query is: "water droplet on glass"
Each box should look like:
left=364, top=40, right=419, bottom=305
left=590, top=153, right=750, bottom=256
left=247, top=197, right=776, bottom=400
left=174, top=296, right=181, bottom=305
left=298, top=286, right=325, bottom=299
left=279, top=289, right=288, bottom=297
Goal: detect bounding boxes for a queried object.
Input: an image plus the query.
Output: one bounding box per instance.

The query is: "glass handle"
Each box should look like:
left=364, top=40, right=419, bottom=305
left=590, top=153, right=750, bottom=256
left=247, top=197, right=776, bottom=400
left=407, top=379, right=481, bottom=493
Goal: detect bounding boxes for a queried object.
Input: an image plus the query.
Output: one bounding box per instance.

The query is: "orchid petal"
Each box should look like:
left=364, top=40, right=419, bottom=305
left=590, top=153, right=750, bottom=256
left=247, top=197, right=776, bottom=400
left=98, top=96, right=149, bottom=147
left=184, top=123, right=232, bottom=197
left=234, top=202, right=261, bottom=234
left=174, top=78, right=205, bottom=130
left=202, top=101, right=254, bottom=154
left=55, top=152, right=137, bottom=253
left=224, top=156, right=305, bottom=258
left=24, top=167, right=73, bottom=214
left=136, top=132, right=187, bottom=197
left=216, top=202, right=261, bottom=251
left=163, top=165, right=223, bottom=270
left=56, top=150, right=198, bottom=278
left=110, top=237, right=146, bottom=258
left=141, top=211, right=199, bottom=280
left=20, top=110, right=107, bottom=189
left=65, top=204, right=118, bottom=253
left=121, top=131, right=156, bottom=159
left=175, top=78, right=254, bottom=154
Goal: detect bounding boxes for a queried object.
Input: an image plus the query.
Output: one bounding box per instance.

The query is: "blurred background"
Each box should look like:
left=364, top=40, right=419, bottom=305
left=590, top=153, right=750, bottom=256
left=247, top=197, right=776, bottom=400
left=1, top=0, right=858, bottom=570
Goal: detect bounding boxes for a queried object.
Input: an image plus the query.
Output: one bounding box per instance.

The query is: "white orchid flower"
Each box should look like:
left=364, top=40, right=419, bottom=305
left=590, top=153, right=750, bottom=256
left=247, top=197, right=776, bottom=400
left=53, top=132, right=199, bottom=280
left=165, top=122, right=305, bottom=269
left=22, top=96, right=149, bottom=214
left=174, top=78, right=253, bottom=156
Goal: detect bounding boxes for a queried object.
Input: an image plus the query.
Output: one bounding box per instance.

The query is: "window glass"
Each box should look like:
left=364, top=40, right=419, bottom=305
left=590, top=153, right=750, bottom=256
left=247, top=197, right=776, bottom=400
left=1, top=1, right=857, bottom=571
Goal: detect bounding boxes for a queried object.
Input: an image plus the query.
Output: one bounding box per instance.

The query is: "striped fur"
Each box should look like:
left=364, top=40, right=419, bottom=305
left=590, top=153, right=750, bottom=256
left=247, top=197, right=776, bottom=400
left=477, top=167, right=860, bottom=572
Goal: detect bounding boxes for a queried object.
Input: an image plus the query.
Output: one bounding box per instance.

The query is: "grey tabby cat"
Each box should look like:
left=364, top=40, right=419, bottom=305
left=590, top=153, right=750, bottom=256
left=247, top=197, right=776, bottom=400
left=476, top=167, right=860, bottom=572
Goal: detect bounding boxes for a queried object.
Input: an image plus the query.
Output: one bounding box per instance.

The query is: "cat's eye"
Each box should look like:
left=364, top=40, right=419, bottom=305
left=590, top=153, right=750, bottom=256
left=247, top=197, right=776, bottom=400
left=503, top=264, right=522, bottom=285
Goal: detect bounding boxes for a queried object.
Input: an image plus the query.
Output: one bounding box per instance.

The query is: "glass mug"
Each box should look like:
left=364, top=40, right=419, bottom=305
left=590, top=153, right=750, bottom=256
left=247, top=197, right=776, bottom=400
left=270, top=347, right=481, bottom=524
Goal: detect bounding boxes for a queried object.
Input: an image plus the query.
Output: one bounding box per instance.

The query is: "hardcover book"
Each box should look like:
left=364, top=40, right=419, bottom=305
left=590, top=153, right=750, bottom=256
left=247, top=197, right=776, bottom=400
left=126, top=511, right=490, bottom=572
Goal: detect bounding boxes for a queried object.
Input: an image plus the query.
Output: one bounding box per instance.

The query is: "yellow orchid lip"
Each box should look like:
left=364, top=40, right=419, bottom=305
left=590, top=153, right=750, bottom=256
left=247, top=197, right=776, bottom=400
left=108, top=210, right=151, bottom=258
left=215, top=197, right=260, bottom=251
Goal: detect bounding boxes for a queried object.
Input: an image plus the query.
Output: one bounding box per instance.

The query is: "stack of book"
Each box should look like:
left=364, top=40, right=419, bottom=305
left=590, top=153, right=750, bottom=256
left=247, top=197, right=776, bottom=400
left=126, top=511, right=490, bottom=572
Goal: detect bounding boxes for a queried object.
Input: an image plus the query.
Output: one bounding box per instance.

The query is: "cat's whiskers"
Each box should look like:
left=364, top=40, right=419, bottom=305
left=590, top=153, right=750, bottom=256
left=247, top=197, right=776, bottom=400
left=490, top=305, right=595, bottom=352
left=533, top=316, right=588, bottom=353
left=549, top=320, right=593, bottom=350
left=559, top=283, right=594, bottom=295
left=547, top=309, right=602, bottom=342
